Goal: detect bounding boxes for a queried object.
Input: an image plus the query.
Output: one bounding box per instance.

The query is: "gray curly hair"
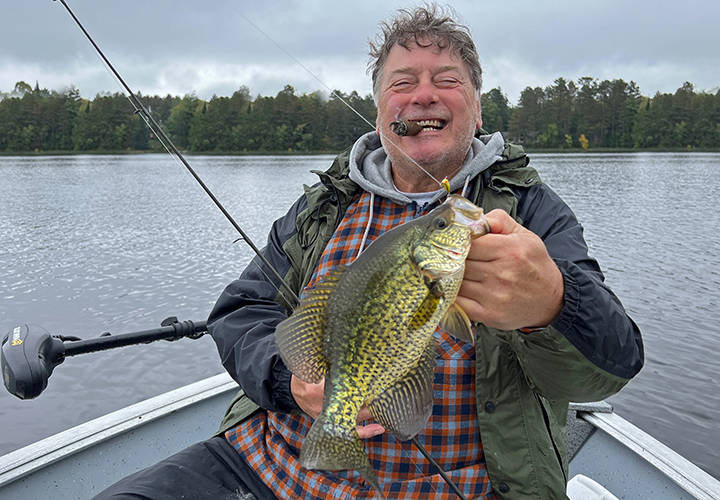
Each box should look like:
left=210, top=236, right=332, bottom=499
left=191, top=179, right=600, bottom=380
left=367, top=4, right=483, bottom=104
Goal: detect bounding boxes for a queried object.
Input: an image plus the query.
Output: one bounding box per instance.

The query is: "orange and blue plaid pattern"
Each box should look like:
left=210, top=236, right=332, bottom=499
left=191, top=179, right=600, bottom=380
left=226, top=190, right=495, bottom=499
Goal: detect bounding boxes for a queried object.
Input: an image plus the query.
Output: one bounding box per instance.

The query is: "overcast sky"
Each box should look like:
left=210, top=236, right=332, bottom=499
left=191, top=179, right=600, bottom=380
left=2, top=0, right=718, bottom=105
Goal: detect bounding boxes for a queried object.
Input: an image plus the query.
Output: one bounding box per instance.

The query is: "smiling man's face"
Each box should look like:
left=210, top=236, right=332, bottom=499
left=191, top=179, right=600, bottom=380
left=375, top=40, right=482, bottom=192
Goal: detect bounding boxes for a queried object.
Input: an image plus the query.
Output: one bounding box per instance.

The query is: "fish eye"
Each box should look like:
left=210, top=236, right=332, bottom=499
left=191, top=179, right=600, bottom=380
left=434, top=217, right=448, bottom=229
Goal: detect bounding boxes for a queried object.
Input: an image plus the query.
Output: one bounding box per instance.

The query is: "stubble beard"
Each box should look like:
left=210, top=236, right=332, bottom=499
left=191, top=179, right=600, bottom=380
left=383, top=123, right=476, bottom=189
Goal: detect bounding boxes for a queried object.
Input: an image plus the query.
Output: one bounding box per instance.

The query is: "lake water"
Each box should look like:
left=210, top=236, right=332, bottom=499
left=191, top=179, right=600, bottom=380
left=1, top=152, right=719, bottom=481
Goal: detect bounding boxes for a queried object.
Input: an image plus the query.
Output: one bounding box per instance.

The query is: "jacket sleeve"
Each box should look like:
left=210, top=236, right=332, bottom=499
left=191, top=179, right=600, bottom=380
left=511, top=182, right=644, bottom=401
left=206, top=197, right=308, bottom=413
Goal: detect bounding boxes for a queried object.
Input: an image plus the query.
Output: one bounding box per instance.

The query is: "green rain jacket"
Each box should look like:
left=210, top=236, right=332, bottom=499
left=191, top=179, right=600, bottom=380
left=207, top=136, right=644, bottom=499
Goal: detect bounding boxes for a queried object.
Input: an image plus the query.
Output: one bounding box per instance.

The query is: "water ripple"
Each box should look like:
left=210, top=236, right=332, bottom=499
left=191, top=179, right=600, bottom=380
left=2, top=152, right=720, bottom=479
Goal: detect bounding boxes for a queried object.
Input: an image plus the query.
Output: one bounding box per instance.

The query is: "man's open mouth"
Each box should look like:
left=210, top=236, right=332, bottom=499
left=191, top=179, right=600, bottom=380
left=413, top=119, right=446, bottom=131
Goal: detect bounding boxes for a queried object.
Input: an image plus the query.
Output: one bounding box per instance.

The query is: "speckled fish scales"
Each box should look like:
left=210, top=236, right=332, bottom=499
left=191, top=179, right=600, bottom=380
left=275, top=194, right=488, bottom=496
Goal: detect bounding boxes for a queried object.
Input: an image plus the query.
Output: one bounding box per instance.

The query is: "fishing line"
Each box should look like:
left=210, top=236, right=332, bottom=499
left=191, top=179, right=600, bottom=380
left=56, top=2, right=465, bottom=497
left=225, top=2, right=447, bottom=191
left=227, top=6, right=468, bottom=499
left=372, top=429, right=468, bottom=500
left=53, top=0, right=301, bottom=308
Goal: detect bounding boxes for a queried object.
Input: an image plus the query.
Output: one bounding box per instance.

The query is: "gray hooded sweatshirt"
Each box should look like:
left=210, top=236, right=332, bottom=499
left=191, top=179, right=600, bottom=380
left=348, top=130, right=506, bottom=205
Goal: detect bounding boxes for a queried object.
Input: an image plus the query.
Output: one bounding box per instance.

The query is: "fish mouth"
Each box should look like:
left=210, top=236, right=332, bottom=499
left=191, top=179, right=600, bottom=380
left=411, top=119, right=447, bottom=132
left=461, top=216, right=490, bottom=238
left=431, top=241, right=465, bottom=260
left=447, top=195, right=490, bottom=237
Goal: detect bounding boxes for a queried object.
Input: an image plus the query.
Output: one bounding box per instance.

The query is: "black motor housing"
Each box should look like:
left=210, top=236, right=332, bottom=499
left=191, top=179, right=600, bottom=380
left=1, top=324, right=65, bottom=400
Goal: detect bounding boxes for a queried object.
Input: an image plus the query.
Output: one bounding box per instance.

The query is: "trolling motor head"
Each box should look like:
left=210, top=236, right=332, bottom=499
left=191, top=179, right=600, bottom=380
left=2, top=318, right=207, bottom=400
left=1, top=325, right=65, bottom=400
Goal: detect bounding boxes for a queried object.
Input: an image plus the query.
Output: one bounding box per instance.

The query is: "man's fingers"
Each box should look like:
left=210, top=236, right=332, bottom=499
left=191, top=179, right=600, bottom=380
left=356, top=406, right=385, bottom=439
left=484, top=208, right=523, bottom=235
left=292, top=386, right=387, bottom=439
left=357, top=423, right=386, bottom=440
left=357, top=405, right=373, bottom=422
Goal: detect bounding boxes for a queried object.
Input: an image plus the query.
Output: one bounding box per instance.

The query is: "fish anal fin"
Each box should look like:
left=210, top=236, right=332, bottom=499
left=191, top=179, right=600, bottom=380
left=440, top=303, right=474, bottom=344
left=366, top=341, right=436, bottom=441
left=275, top=272, right=343, bottom=383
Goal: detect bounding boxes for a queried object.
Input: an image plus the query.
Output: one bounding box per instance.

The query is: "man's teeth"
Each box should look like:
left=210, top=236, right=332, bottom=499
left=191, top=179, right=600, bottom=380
left=415, top=120, right=444, bottom=130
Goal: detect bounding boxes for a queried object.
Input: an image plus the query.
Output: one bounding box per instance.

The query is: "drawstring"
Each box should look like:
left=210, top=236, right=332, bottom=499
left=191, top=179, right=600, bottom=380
left=355, top=175, right=469, bottom=262
left=355, top=191, right=375, bottom=261
left=461, top=175, right=471, bottom=198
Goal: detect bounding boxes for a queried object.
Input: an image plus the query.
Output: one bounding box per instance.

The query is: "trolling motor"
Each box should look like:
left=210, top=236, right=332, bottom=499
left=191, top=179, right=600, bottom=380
left=1, top=317, right=206, bottom=400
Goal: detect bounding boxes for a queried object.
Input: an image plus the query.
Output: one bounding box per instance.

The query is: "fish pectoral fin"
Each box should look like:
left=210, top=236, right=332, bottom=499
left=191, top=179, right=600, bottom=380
left=440, top=303, right=475, bottom=344
left=275, top=274, right=341, bottom=383
left=408, top=290, right=440, bottom=332
left=366, top=341, right=436, bottom=441
left=423, top=276, right=444, bottom=298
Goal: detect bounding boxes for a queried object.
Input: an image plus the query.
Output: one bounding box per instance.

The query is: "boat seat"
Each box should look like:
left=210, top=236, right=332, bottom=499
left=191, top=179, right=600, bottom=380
left=566, top=474, right=619, bottom=500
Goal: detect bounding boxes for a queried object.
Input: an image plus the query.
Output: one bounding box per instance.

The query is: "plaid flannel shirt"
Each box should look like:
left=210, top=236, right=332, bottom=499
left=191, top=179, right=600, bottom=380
left=226, top=190, right=495, bottom=499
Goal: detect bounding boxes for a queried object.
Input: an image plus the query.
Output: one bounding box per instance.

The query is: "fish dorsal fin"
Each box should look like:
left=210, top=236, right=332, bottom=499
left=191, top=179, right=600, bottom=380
left=275, top=269, right=344, bottom=383
left=365, top=340, right=436, bottom=441
left=440, top=303, right=475, bottom=344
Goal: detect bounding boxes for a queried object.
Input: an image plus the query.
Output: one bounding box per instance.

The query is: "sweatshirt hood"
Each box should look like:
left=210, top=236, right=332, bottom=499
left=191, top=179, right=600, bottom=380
left=348, top=131, right=505, bottom=205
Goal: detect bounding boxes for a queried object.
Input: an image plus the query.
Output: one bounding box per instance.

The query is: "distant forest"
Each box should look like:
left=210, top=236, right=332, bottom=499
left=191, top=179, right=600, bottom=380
left=1, top=78, right=719, bottom=153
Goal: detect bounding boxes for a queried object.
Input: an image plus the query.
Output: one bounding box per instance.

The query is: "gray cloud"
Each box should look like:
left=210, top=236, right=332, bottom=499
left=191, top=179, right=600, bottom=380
left=2, top=0, right=718, bottom=103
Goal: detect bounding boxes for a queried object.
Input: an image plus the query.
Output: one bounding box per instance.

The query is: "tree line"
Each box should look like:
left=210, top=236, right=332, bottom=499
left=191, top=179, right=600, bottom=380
left=1, top=79, right=719, bottom=153
left=0, top=82, right=376, bottom=153
left=501, top=78, right=720, bottom=149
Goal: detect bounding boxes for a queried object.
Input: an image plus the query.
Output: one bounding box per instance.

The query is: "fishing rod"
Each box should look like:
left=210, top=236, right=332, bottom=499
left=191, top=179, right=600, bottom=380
left=52, top=0, right=301, bottom=307
left=52, top=3, right=465, bottom=497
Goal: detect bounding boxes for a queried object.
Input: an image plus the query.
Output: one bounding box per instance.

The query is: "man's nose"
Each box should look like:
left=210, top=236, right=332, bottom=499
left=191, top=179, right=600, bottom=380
left=410, top=79, right=438, bottom=106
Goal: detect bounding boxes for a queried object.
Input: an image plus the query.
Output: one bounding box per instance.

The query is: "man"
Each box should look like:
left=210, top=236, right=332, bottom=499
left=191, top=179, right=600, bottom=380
left=96, top=4, right=643, bottom=499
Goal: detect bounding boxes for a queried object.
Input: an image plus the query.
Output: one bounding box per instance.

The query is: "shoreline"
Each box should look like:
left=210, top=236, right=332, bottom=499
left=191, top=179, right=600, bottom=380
left=2, top=147, right=720, bottom=157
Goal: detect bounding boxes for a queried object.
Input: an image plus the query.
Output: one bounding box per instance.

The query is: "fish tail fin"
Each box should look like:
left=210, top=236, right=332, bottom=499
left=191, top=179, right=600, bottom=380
left=300, top=415, right=384, bottom=497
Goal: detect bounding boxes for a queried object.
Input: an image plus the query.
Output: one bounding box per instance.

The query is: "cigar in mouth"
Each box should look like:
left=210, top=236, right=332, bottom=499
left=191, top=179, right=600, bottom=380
left=389, top=120, right=423, bottom=137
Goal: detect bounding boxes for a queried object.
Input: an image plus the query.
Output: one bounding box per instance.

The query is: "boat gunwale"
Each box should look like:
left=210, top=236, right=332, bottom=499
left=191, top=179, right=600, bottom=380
left=577, top=408, right=720, bottom=500
left=0, top=372, right=237, bottom=486
left=2, top=377, right=719, bottom=499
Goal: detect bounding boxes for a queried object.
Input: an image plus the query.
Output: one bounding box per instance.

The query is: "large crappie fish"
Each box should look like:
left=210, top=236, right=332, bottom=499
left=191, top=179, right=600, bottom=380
left=275, top=194, right=489, bottom=495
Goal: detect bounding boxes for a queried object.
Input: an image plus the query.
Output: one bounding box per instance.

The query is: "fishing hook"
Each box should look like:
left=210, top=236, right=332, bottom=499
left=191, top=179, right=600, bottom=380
left=52, top=0, right=301, bottom=307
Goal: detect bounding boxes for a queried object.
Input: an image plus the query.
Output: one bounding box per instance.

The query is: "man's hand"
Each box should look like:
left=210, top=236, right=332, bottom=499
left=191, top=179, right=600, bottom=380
left=290, top=375, right=386, bottom=439
left=455, top=209, right=564, bottom=331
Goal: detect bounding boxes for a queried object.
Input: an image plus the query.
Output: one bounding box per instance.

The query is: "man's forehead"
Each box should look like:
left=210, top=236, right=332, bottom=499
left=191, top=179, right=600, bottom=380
left=388, top=63, right=464, bottom=76
left=392, top=37, right=456, bottom=58
left=384, top=42, right=467, bottom=74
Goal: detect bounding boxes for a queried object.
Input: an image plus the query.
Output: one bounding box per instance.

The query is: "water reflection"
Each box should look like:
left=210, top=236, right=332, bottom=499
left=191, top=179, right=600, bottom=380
left=1, top=152, right=719, bottom=479
left=533, top=152, right=720, bottom=477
